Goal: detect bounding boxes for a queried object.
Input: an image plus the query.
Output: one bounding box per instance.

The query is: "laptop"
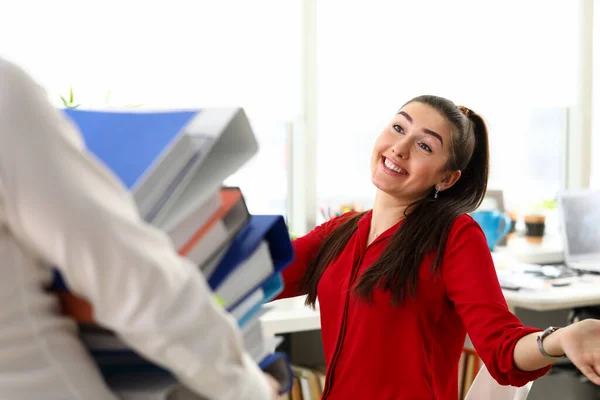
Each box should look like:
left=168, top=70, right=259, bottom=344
left=557, top=190, right=600, bottom=273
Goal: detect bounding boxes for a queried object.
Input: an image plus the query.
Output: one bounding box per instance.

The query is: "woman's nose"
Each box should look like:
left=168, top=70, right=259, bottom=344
left=391, top=138, right=410, bottom=160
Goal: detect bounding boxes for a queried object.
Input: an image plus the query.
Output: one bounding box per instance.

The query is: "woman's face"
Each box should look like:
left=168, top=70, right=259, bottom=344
left=370, top=101, right=456, bottom=203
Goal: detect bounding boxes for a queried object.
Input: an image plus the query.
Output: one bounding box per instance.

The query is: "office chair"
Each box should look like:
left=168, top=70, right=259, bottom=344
left=568, top=306, right=600, bottom=323
left=465, top=364, right=533, bottom=400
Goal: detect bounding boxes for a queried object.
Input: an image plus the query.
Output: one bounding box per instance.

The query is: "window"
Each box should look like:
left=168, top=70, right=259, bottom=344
left=591, top=1, right=600, bottom=190
left=315, top=0, right=578, bottom=223
left=0, top=0, right=302, bottom=217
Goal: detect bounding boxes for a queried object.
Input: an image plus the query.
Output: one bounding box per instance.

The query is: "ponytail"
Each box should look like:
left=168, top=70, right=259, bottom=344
left=444, top=111, right=490, bottom=211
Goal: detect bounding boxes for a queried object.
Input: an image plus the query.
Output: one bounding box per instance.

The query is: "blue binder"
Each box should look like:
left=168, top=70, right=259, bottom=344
left=235, top=273, right=284, bottom=328
left=64, top=109, right=197, bottom=190
left=97, top=351, right=293, bottom=395
left=208, top=215, right=294, bottom=312
left=259, top=352, right=294, bottom=394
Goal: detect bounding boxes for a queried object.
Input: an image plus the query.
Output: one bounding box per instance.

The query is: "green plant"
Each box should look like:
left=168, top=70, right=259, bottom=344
left=285, top=220, right=298, bottom=240
left=61, top=87, right=142, bottom=109
left=528, top=197, right=557, bottom=216
left=533, top=198, right=557, bottom=211
left=104, top=89, right=112, bottom=105
left=60, top=86, right=80, bottom=109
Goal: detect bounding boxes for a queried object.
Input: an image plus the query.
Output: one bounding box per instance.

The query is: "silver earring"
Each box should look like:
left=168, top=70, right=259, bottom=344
left=434, top=187, right=440, bottom=199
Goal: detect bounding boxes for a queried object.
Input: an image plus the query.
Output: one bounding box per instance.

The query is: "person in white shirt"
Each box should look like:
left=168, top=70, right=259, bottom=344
left=0, top=58, right=279, bottom=399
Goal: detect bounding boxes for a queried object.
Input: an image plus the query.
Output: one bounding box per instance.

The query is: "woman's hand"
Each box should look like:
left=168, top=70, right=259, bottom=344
left=559, top=318, right=600, bottom=385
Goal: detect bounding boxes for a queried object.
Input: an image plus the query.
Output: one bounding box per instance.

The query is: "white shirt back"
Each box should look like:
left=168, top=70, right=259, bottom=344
left=0, top=58, right=270, bottom=400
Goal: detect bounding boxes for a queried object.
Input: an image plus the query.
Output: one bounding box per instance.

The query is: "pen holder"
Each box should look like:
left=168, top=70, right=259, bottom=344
left=320, top=202, right=364, bottom=221
left=524, top=214, right=545, bottom=243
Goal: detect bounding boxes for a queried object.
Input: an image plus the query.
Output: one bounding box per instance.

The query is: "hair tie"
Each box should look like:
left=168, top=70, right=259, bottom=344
left=458, top=105, right=473, bottom=117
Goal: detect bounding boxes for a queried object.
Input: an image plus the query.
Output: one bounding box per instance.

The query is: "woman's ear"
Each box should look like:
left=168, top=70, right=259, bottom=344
left=438, top=170, right=462, bottom=192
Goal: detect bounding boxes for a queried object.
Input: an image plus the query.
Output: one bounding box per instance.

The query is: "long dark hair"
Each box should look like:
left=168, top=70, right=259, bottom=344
left=300, top=95, right=490, bottom=307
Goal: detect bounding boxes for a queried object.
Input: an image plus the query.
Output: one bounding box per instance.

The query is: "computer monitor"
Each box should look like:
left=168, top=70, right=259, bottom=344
left=557, top=190, right=600, bottom=265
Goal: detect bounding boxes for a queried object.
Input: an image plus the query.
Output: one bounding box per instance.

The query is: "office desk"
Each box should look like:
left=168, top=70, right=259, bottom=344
left=495, top=235, right=563, bottom=265
left=262, top=277, right=600, bottom=335
left=491, top=243, right=599, bottom=312
left=261, top=301, right=321, bottom=336
left=502, top=274, right=600, bottom=312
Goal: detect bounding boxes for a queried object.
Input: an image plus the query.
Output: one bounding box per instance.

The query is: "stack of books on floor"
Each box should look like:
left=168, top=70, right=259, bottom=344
left=277, top=365, right=326, bottom=400
left=458, top=348, right=480, bottom=399
left=278, top=351, right=481, bottom=400
left=49, top=108, right=294, bottom=398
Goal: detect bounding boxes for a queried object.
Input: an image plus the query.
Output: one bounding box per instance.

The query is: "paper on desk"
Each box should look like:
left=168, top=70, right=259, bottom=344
left=492, top=252, right=521, bottom=270
left=495, top=269, right=547, bottom=291
left=493, top=257, right=581, bottom=291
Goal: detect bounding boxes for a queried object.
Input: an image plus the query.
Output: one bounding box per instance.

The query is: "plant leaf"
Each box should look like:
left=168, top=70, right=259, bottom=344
left=60, top=95, right=68, bottom=106
left=69, top=86, right=74, bottom=103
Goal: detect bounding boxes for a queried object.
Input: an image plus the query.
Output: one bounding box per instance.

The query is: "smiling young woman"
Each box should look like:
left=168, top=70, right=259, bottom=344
left=277, top=95, right=600, bottom=399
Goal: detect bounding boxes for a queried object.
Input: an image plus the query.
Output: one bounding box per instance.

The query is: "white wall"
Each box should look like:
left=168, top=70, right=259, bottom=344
left=0, top=0, right=303, bottom=216
left=1, top=0, right=596, bottom=227
left=314, top=0, right=581, bottom=217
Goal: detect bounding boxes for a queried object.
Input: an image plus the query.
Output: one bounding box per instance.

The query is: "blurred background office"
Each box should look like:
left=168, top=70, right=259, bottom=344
left=2, top=0, right=600, bottom=399
left=3, top=0, right=599, bottom=237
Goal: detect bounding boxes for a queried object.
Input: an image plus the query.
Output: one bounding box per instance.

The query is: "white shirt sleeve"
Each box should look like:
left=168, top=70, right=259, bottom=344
left=0, top=59, right=271, bottom=400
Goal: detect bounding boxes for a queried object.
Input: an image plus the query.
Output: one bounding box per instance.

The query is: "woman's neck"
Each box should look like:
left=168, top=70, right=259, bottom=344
left=369, top=190, right=410, bottom=241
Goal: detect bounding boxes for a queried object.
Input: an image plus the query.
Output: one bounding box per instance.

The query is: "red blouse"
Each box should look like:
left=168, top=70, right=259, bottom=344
left=279, top=211, right=550, bottom=399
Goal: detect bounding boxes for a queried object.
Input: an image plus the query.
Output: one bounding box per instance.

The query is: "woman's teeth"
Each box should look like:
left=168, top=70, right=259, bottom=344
left=384, top=158, right=407, bottom=175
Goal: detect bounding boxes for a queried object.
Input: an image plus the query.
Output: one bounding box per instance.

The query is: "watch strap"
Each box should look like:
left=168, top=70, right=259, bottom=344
left=537, top=326, right=566, bottom=359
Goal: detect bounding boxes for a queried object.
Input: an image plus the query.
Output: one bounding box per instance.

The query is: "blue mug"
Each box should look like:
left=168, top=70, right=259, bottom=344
left=470, top=210, right=512, bottom=251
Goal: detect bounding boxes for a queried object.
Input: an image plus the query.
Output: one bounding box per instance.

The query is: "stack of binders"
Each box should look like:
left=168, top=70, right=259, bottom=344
left=49, top=108, right=294, bottom=398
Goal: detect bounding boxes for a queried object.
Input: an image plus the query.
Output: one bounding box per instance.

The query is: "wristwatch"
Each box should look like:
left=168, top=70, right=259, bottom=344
left=537, top=326, right=566, bottom=359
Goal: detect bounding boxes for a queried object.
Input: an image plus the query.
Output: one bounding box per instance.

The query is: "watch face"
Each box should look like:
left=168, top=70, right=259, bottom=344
left=547, top=326, right=559, bottom=336
left=538, top=327, right=565, bottom=358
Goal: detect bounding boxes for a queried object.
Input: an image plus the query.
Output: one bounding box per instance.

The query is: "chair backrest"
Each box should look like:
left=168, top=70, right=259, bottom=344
left=465, top=364, right=533, bottom=400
